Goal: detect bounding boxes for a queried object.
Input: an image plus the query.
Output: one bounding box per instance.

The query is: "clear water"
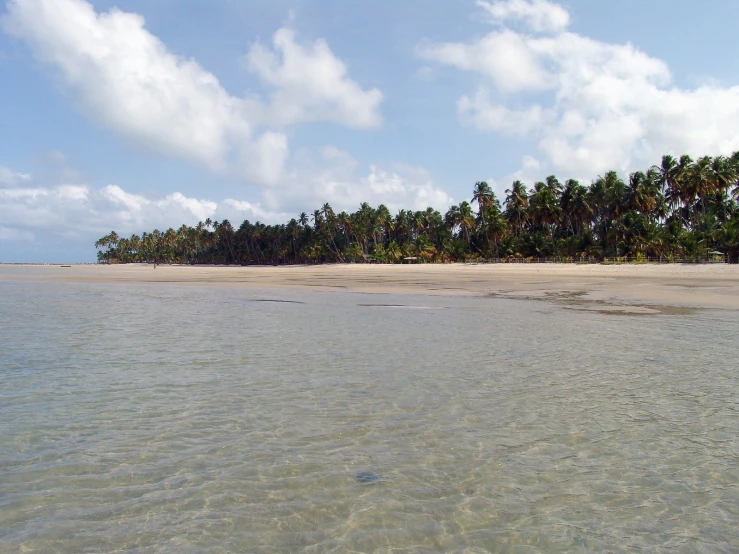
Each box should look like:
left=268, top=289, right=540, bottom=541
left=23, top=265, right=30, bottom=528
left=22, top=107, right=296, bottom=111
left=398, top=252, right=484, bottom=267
left=1, top=274, right=738, bottom=553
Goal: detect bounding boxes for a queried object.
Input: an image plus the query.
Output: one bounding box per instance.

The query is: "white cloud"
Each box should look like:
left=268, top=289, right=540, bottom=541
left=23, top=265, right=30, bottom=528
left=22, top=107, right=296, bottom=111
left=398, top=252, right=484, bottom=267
left=0, top=226, right=34, bottom=242
left=240, top=132, right=290, bottom=185
left=220, top=199, right=290, bottom=224
left=423, top=0, right=739, bottom=179
left=246, top=27, right=383, bottom=129
left=458, top=88, right=553, bottom=135
left=261, top=148, right=453, bottom=215
left=419, top=29, right=550, bottom=94
left=0, top=182, right=219, bottom=241
left=0, top=165, right=31, bottom=187
left=477, top=0, right=569, bottom=33
left=98, top=186, right=218, bottom=230
left=0, top=154, right=452, bottom=251
left=2, top=0, right=261, bottom=173
left=489, top=154, right=541, bottom=198
left=2, top=0, right=382, bottom=186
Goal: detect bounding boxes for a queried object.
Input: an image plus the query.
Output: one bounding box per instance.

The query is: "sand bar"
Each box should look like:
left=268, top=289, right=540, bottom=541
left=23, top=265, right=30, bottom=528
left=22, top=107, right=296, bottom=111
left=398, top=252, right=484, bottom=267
left=2, top=263, right=739, bottom=314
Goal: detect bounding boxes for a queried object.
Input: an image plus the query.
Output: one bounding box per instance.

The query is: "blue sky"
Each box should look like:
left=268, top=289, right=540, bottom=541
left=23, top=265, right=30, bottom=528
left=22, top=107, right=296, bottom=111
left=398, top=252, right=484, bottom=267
left=2, top=0, right=739, bottom=262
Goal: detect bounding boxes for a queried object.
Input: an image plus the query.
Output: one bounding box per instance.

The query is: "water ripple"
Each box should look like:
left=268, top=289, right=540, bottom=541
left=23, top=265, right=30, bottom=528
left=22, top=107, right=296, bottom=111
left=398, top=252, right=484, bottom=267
left=0, top=281, right=738, bottom=552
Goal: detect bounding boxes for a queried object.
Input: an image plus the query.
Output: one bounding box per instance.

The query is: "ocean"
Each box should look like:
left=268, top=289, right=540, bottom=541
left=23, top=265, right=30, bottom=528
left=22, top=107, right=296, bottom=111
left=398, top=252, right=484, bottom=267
left=1, top=269, right=738, bottom=552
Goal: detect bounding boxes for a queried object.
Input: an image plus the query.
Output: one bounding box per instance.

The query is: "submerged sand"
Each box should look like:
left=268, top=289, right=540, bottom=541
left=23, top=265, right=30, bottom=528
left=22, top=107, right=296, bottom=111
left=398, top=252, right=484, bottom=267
left=2, top=263, right=738, bottom=315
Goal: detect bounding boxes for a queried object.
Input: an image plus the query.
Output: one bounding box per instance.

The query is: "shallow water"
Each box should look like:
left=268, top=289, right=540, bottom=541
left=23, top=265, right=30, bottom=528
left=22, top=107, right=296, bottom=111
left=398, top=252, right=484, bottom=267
left=1, top=273, right=738, bottom=552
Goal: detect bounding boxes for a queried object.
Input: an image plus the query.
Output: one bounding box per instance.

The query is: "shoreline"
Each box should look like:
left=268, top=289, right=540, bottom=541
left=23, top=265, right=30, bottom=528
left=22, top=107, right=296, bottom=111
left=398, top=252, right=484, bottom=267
left=2, top=263, right=738, bottom=314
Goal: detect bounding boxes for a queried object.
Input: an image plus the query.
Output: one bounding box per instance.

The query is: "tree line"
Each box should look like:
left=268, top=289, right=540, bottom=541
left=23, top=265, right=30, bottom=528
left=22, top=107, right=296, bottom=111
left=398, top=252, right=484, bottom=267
left=96, top=153, right=739, bottom=264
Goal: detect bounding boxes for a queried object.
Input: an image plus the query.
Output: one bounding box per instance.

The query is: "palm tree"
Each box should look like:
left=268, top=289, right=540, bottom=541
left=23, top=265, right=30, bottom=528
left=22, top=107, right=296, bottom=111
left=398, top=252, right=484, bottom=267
left=529, top=185, right=560, bottom=253
left=685, top=156, right=713, bottom=223
left=560, top=179, right=590, bottom=237
left=458, top=202, right=475, bottom=245
left=709, top=156, right=737, bottom=222
left=673, top=154, right=695, bottom=225
left=628, top=171, right=657, bottom=215
left=384, top=241, right=400, bottom=263
left=653, top=155, right=681, bottom=217
left=471, top=181, right=493, bottom=220
left=484, top=205, right=507, bottom=258
left=94, top=150, right=739, bottom=266
left=94, top=231, right=119, bottom=256
left=375, top=204, right=392, bottom=247
left=505, top=180, right=529, bottom=236
left=545, top=175, right=563, bottom=197
left=311, top=210, right=323, bottom=231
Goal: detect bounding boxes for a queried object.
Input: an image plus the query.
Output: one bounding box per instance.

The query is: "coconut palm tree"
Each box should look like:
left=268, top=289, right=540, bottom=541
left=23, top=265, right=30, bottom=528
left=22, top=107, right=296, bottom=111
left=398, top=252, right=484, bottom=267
left=560, top=179, right=590, bottom=237
left=628, top=171, right=657, bottom=215
left=529, top=184, right=560, bottom=252
left=95, top=151, right=739, bottom=265
left=484, top=205, right=508, bottom=258
left=505, top=180, right=529, bottom=236
left=653, top=155, right=681, bottom=217
left=471, top=181, right=494, bottom=221
left=458, top=201, right=476, bottom=245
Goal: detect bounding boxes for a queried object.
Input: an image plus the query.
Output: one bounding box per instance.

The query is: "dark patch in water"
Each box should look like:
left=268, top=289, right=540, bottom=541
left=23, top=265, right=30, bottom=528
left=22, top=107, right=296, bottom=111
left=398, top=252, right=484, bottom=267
left=488, top=290, right=702, bottom=317
left=357, top=304, right=442, bottom=310
left=356, top=471, right=381, bottom=484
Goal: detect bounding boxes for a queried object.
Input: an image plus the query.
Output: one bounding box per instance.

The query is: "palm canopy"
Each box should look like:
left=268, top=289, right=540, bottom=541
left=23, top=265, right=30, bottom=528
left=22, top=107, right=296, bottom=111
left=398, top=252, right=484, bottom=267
left=96, top=150, right=739, bottom=264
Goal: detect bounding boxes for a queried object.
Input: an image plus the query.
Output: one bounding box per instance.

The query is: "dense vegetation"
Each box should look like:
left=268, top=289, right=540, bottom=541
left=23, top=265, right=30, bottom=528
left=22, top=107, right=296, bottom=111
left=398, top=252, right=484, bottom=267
left=96, top=154, right=739, bottom=264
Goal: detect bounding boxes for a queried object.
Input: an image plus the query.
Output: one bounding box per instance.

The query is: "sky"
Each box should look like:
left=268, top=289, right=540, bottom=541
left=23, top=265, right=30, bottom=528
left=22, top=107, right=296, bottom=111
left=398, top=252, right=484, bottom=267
left=2, top=0, right=739, bottom=262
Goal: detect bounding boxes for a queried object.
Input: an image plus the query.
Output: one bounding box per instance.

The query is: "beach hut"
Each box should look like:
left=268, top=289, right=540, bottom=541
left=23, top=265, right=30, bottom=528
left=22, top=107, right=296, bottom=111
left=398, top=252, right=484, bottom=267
left=708, top=251, right=725, bottom=263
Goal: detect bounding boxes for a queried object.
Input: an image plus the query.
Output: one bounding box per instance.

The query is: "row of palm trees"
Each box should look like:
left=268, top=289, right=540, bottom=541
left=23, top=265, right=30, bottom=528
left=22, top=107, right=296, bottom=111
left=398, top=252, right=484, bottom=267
left=95, top=153, right=739, bottom=264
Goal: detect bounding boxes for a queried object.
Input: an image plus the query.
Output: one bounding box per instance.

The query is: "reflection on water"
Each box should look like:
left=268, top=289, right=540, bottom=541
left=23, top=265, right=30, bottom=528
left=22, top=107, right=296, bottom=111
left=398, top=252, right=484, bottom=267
left=1, top=275, right=738, bottom=552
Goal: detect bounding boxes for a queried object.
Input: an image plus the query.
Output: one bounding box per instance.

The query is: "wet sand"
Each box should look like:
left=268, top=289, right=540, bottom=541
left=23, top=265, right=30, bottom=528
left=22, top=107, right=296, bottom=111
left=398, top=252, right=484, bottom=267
left=2, top=263, right=738, bottom=314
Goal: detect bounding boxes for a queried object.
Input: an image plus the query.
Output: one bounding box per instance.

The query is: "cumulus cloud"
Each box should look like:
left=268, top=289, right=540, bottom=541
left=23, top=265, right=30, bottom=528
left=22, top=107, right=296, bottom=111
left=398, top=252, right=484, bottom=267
left=0, top=165, right=31, bottom=187
left=2, top=0, right=261, bottom=173
left=246, top=27, right=383, bottom=128
left=219, top=199, right=289, bottom=224
left=261, top=147, right=453, bottom=215
left=0, top=178, right=293, bottom=248
left=476, top=0, right=569, bottom=33
left=422, top=0, right=739, bottom=179
left=0, top=156, right=452, bottom=253
left=99, top=186, right=219, bottom=229
left=0, top=182, right=217, bottom=241
left=458, top=88, right=554, bottom=135
left=488, top=155, right=542, bottom=197
left=1, top=0, right=382, bottom=186
left=419, top=29, right=550, bottom=94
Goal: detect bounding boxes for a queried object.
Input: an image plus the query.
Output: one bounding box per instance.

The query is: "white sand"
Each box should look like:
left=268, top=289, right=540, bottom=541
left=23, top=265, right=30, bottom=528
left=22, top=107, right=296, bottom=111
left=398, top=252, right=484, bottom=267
left=3, top=263, right=738, bottom=313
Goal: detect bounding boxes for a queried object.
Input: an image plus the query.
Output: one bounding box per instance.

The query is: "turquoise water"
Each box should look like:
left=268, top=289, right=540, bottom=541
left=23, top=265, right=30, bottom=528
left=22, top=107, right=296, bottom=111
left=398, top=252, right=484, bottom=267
left=1, top=272, right=738, bottom=552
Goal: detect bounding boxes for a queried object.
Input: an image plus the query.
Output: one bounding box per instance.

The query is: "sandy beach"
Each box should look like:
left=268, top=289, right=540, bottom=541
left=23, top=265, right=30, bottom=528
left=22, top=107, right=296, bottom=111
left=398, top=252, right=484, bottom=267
left=2, top=263, right=738, bottom=314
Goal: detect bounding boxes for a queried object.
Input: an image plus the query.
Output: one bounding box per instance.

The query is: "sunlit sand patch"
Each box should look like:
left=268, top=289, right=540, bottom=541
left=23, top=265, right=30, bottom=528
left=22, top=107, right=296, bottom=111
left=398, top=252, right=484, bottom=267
left=640, top=304, right=700, bottom=316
